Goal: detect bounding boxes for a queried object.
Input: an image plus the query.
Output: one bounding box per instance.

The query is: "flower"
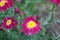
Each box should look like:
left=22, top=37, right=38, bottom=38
left=36, top=16, right=40, bottom=20
left=14, top=7, right=25, bottom=16
left=21, top=16, right=41, bottom=35
left=2, top=17, right=18, bottom=29
left=50, top=0, right=60, bottom=5
left=0, top=0, right=13, bottom=11
left=14, top=7, right=20, bottom=13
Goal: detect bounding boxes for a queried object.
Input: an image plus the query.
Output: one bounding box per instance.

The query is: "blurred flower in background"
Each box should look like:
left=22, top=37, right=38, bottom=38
left=14, top=7, right=25, bottom=16
left=0, top=0, right=13, bottom=11
left=14, top=7, right=20, bottom=13
left=21, top=16, right=41, bottom=36
left=2, top=17, right=18, bottom=29
left=50, top=0, right=60, bottom=5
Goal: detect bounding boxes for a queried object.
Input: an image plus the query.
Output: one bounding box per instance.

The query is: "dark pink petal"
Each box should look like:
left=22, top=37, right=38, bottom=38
left=34, top=20, right=40, bottom=24
left=29, top=16, right=34, bottom=20
left=50, top=0, right=60, bottom=5
left=25, top=29, right=30, bottom=36
left=31, top=26, right=40, bottom=35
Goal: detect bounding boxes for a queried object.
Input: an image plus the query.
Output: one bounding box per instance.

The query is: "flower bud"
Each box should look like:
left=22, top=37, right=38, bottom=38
left=19, top=11, right=25, bottom=16
left=36, top=16, right=40, bottom=20
left=14, top=7, right=20, bottom=13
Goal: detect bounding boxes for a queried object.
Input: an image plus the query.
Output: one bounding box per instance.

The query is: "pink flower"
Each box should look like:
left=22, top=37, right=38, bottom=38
left=36, top=16, right=40, bottom=20
left=14, top=7, right=20, bottom=13
left=0, top=0, right=13, bottom=11
left=21, top=16, right=41, bottom=36
left=2, top=17, right=18, bottom=29
left=50, top=0, right=60, bottom=5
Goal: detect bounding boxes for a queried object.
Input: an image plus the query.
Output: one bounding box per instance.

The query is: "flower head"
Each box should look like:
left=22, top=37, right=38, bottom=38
left=50, top=0, right=60, bottom=5
left=14, top=7, right=20, bottom=13
left=21, top=16, right=41, bottom=36
left=0, top=0, right=13, bottom=11
left=36, top=16, right=40, bottom=20
left=2, top=17, right=18, bottom=29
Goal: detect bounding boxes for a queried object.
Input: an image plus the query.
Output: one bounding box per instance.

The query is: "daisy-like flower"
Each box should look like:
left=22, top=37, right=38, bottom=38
left=21, top=16, right=41, bottom=36
left=0, top=0, right=13, bottom=11
left=50, top=0, right=60, bottom=5
left=2, top=17, right=18, bottom=29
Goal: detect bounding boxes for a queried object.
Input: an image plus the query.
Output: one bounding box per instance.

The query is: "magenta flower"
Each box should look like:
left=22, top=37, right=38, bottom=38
left=14, top=7, right=20, bottom=13
left=50, top=0, right=60, bottom=5
left=0, top=0, right=13, bottom=11
left=36, top=16, right=40, bottom=20
left=2, top=17, right=18, bottom=29
left=21, top=16, right=41, bottom=36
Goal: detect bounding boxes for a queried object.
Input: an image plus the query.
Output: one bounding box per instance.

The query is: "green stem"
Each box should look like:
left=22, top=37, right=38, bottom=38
left=20, top=15, right=24, bottom=25
left=51, top=4, right=55, bottom=19
left=48, top=4, right=55, bottom=23
left=44, top=4, right=55, bottom=27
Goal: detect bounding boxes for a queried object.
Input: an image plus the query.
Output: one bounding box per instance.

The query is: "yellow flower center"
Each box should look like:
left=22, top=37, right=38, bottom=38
left=27, top=21, right=36, bottom=29
left=0, top=0, right=6, bottom=7
left=6, top=20, right=11, bottom=26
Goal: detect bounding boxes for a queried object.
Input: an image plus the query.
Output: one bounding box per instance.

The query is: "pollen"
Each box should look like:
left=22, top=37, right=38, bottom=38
left=0, top=0, right=6, bottom=7
left=6, top=20, right=11, bottom=26
left=27, top=21, right=36, bottom=29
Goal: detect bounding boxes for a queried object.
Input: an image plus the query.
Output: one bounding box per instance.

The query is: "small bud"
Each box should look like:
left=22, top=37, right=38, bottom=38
left=36, top=16, right=40, bottom=20
left=14, top=7, right=20, bottom=13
